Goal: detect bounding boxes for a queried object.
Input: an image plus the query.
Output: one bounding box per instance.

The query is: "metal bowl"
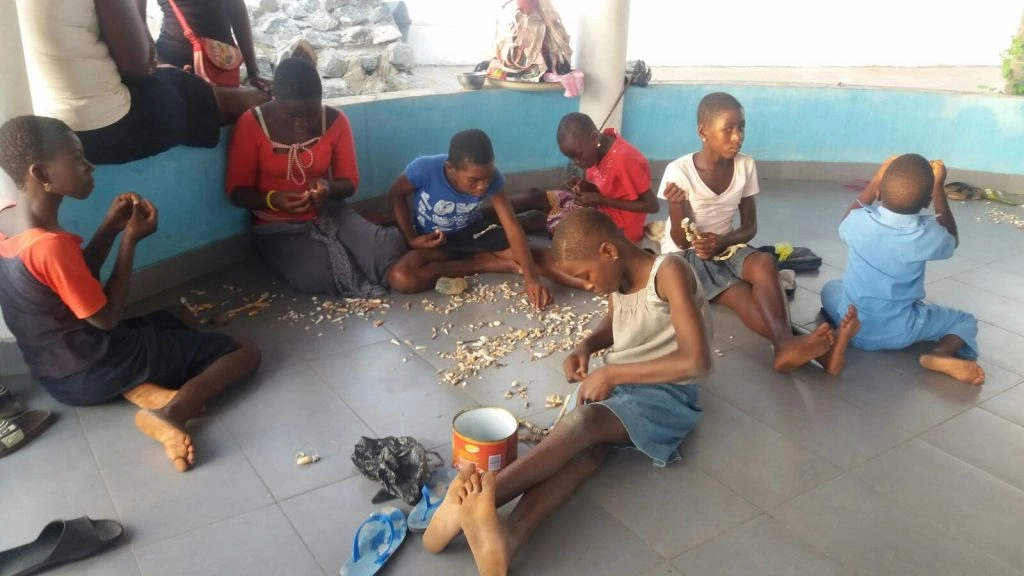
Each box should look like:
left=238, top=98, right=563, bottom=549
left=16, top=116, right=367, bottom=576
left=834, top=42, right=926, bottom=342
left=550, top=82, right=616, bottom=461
left=456, top=71, right=487, bottom=90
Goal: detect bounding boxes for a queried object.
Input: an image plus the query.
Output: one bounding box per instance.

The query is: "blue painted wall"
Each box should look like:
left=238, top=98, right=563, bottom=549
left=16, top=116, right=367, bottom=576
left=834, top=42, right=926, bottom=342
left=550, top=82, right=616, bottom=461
left=69, top=130, right=246, bottom=270
left=624, top=85, right=1024, bottom=175
left=68, top=85, right=1024, bottom=271
left=344, top=89, right=576, bottom=196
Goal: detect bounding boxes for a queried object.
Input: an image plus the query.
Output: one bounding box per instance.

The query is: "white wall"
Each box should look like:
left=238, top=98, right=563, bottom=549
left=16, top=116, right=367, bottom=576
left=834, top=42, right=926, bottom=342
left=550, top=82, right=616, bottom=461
left=402, top=0, right=1020, bottom=67
left=0, top=1, right=34, bottom=342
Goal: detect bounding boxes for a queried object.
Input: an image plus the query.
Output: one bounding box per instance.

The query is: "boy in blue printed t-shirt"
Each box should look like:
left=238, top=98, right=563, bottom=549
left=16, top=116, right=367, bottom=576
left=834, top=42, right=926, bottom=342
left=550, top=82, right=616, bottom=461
left=386, top=129, right=570, bottom=309
left=822, top=153, right=985, bottom=385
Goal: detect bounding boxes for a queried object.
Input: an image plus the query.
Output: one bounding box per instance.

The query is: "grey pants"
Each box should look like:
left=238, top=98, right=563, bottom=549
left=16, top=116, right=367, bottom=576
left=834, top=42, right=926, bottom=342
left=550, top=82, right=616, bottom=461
left=252, top=200, right=407, bottom=296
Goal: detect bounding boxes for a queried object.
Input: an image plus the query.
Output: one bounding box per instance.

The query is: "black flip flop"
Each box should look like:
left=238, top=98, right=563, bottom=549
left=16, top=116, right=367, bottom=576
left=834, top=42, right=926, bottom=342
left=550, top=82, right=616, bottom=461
left=0, top=517, right=123, bottom=576
left=0, top=385, right=22, bottom=419
left=0, top=410, right=54, bottom=459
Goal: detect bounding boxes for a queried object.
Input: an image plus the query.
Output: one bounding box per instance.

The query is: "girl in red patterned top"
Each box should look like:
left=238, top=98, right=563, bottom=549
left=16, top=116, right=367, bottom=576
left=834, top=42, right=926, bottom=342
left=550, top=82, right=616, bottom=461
left=226, top=58, right=407, bottom=296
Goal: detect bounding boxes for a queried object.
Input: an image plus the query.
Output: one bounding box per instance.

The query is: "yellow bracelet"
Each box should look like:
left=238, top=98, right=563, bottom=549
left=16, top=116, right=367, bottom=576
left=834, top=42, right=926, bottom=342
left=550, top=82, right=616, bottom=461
left=265, top=190, right=280, bottom=211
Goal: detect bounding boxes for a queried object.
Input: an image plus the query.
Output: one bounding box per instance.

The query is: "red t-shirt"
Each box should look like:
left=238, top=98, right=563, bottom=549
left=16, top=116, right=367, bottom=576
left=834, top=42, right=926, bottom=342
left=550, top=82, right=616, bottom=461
left=225, top=107, right=359, bottom=224
left=585, top=128, right=652, bottom=242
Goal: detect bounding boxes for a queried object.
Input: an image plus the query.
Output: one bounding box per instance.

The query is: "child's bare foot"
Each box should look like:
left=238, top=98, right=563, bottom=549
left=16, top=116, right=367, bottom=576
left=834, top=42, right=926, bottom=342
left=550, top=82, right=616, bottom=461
left=423, top=464, right=476, bottom=553
left=774, top=323, right=833, bottom=373
left=472, top=252, right=522, bottom=275
left=460, top=471, right=510, bottom=576
left=123, top=383, right=177, bottom=410
left=135, top=409, right=195, bottom=472
left=818, top=305, right=860, bottom=375
left=920, top=354, right=986, bottom=385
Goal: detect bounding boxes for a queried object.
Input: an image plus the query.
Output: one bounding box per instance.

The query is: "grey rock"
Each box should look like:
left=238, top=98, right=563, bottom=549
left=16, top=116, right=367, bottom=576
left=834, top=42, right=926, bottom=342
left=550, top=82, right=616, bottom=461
left=334, top=5, right=372, bottom=26
left=360, top=54, right=379, bottom=74
left=370, top=4, right=392, bottom=23
left=308, top=12, right=339, bottom=32
left=389, top=42, right=414, bottom=71
left=339, top=26, right=371, bottom=45
left=303, top=31, right=337, bottom=50
left=322, top=78, right=353, bottom=98
left=252, top=54, right=274, bottom=80
left=255, top=14, right=292, bottom=36
left=386, top=72, right=426, bottom=91
left=318, top=50, right=350, bottom=78
left=321, top=0, right=344, bottom=10
left=371, top=24, right=402, bottom=45
left=283, top=2, right=308, bottom=19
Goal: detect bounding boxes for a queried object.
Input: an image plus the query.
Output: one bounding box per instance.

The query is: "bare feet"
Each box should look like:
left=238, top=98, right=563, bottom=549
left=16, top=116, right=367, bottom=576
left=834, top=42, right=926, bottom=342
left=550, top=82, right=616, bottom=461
left=123, top=383, right=177, bottom=410
left=817, top=305, right=860, bottom=375
left=473, top=252, right=522, bottom=275
left=460, top=471, right=510, bottom=576
left=920, top=354, right=986, bottom=385
left=774, top=323, right=834, bottom=373
left=423, top=464, right=476, bottom=553
left=135, top=409, right=195, bottom=472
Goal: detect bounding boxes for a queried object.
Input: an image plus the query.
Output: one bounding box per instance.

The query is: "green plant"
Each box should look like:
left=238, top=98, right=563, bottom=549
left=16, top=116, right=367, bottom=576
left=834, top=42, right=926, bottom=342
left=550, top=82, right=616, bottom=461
left=1003, top=35, right=1024, bottom=95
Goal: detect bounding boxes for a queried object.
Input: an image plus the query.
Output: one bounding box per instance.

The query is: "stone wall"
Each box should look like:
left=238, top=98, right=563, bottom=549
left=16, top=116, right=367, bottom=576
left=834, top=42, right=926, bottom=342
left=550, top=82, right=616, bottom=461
left=146, top=0, right=422, bottom=96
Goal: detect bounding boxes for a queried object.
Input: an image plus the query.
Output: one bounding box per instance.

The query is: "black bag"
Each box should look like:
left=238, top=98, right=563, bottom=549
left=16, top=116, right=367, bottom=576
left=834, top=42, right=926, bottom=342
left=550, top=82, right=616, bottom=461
left=757, top=245, right=822, bottom=272
left=626, top=60, right=652, bottom=87
left=351, top=436, right=442, bottom=505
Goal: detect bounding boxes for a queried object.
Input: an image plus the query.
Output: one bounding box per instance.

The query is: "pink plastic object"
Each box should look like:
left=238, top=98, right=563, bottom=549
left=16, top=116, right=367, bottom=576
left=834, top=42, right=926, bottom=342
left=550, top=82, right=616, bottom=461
left=543, top=70, right=584, bottom=98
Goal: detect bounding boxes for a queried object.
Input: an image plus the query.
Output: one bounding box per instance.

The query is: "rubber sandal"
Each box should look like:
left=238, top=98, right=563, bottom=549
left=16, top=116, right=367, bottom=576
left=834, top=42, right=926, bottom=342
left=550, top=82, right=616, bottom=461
left=407, top=467, right=455, bottom=532
left=982, top=188, right=1020, bottom=206
left=944, top=182, right=984, bottom=201
left=340, top=507, right=407, bottom=576
left=0, top=517, right=122, bottom=576
left=0, top=410, right=54, bottom=459
left=0, top=385, right=22, bottom=419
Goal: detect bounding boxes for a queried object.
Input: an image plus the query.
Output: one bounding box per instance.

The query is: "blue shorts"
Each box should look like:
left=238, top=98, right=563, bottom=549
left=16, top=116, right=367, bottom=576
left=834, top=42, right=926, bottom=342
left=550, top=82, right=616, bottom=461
left=821, top=279, right=979, bottom=359
left=567, top=382, right=703, bottom=467
left=679, top=246, right=757, bottom=301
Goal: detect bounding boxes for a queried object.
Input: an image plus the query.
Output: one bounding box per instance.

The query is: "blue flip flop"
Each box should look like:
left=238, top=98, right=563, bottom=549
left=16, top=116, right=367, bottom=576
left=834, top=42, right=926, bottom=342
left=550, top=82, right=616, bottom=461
left=407, top=467, right=456, bottom=533
left=339, top=507, right=407, bottom=576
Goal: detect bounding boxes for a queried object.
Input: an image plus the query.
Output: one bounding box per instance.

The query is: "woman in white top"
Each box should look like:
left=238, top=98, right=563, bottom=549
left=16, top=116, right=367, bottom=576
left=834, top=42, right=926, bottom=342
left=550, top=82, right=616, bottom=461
left=17, top=0, right=268, bottom=164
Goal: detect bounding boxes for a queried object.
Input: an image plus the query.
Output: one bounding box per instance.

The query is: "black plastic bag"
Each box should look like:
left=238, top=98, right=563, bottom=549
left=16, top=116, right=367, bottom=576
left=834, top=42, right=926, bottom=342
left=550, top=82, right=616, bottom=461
left=351, top=436, right=441, bottom=505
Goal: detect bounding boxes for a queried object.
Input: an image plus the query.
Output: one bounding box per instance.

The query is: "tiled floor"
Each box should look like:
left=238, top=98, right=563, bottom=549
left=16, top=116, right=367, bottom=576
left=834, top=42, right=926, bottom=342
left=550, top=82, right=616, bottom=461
left=2, top=178, right=1023, bottom=576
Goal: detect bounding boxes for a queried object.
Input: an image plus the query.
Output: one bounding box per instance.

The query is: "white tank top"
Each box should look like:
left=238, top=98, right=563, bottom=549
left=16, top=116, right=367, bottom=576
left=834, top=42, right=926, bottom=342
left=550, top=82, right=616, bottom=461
left=17, top=0, right=131, bottom=131
left=605, top=254, right=714, bottom=384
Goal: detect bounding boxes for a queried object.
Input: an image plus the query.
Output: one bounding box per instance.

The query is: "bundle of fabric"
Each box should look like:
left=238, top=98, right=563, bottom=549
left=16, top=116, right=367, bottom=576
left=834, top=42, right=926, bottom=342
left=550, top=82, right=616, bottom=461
left=491, top=0, right=573, bottom=81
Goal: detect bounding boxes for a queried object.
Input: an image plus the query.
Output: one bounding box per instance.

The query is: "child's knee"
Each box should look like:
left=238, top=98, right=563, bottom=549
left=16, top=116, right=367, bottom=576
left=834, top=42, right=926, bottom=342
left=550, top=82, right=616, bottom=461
left=386, top=263, right=421, bottom=293
left=233, top=337, right=262, bottom=371
left=746, top=252, right=777, bottom=277
left=559, top=403, right=611, bottom=435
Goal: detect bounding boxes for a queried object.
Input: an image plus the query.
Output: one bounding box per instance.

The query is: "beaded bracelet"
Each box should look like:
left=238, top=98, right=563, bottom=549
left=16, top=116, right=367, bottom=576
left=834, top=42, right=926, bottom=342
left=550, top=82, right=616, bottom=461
left=265, top=190, right=280, bottom=211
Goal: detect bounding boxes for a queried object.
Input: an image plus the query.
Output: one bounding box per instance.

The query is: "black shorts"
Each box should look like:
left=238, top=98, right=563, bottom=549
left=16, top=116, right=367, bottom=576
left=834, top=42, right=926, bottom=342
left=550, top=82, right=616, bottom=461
left=76, top=67, right=220, bottom=165
left=440, top=218, right=511, bottom=254
left=38, top=311, right=238, bottom=407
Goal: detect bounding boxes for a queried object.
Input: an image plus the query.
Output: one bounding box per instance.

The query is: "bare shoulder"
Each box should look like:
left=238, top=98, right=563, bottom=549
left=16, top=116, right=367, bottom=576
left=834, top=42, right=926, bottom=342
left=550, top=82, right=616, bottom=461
left=653, top=254, right=696, bottom=302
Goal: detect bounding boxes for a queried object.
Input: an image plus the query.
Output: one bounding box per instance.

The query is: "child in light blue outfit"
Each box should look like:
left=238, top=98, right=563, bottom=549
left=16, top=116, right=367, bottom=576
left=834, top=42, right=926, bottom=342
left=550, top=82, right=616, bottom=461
left=821, top=154, right=985, bottom=385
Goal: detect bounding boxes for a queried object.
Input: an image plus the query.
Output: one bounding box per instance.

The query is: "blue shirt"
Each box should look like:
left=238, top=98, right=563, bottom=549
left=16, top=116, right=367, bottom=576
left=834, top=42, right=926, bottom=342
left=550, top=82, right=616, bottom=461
left=405, top=154, right=505, bottom=234
left=839, top=204, right=955, bottom=320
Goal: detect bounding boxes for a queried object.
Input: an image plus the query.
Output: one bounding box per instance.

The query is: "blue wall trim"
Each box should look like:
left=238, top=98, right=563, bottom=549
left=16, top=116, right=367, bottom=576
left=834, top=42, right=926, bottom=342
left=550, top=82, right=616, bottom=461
left=624, top=85, right=1024, bottom=175
left=69, top=84, right=1023, bottom=271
